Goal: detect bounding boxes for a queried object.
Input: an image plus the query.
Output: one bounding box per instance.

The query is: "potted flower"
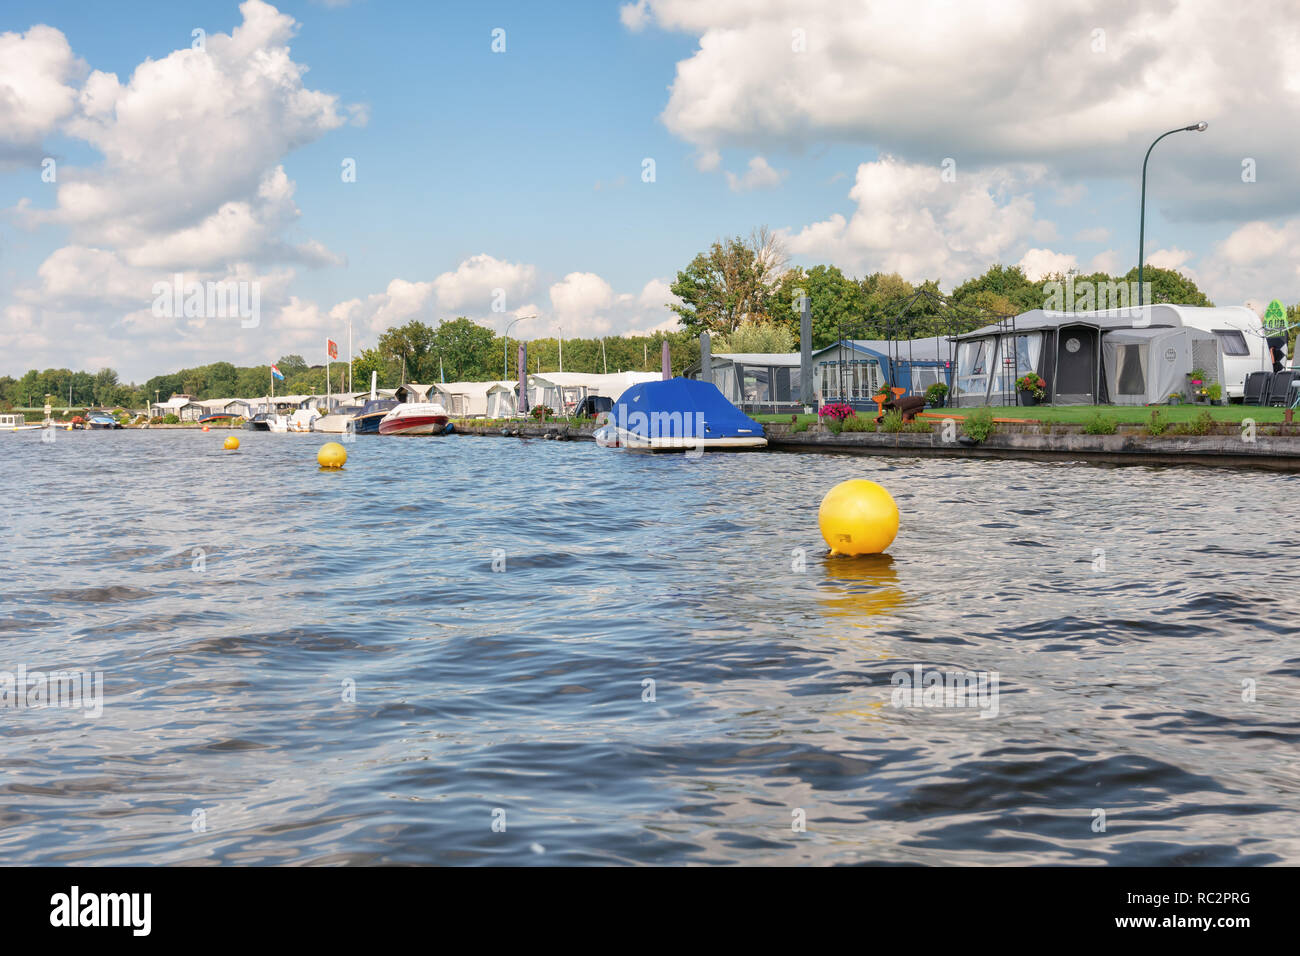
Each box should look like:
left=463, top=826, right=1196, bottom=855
left=925, top=382, right=948, bottom=407
left=1187, top=369, right=1209, bottom=403
left=818, top=402, right=856, bottom=423
left=1015, top=372, right=1047, bottom=405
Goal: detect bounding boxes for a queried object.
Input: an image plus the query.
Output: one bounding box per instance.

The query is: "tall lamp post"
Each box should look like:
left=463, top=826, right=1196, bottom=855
left=504, top=315, right=535, bottom=380
left=1138, top=121, right=1207, bottom=306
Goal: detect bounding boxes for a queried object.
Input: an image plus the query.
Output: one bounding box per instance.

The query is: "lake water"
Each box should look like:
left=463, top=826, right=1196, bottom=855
left=2, top=429, right=1297, bottom=864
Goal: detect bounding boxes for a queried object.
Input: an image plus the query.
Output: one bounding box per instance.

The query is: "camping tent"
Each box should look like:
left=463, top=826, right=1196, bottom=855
left=811, top=339, right=954, bottom=408
left=1101, top=326, right=1225, bottom=405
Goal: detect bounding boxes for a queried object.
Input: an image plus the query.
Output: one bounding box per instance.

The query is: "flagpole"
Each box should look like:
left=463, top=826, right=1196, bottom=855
left=348, top=322, right=353, bottom=394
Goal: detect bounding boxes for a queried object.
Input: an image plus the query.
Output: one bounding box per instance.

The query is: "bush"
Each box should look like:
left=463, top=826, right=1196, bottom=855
left=1083, top=413, right=1117, bottom=435
left=961, top=408, right=995, bottom=442
left=1146, top=410, right=1169, bottom=437
left=880, top=409, right=905, bottom=432
left=925, top=383, right=948, bottom=407
left=162, top=413, right=180, bottom=425
left=838, top=414, right=876, bottom=433
left=1172, top=410, right=1215, bottom=436
left=530, top=405, right=554, bottom=421
left=903, top=419, right=934, bottom=433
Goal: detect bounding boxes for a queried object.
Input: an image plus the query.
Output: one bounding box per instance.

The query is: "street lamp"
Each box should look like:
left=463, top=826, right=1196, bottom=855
left=1138, top=121, right=1207, bottom=306
left=504, top=315, right=535, bottom=379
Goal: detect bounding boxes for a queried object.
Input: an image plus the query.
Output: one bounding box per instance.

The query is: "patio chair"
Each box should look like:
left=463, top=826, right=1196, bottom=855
left=1265, top=369, right=1300, bottom=406
left=1242, top=370, right=1272, bottom=406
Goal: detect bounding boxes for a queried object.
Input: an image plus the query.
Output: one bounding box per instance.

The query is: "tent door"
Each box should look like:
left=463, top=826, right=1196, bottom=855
left=1055, top=327, right=1098, bottom=403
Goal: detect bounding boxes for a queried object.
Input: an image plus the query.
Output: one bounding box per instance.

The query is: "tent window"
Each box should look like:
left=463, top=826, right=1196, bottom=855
left=1212, top=329, right=1249, bottom=356
left=956, top=340, right=989, bottom=398
left=1117, top=345, right=1146, bottom=395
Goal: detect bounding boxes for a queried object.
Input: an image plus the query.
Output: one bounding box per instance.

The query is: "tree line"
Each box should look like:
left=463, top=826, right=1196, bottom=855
left=2, top=231, right=1278, bottom=410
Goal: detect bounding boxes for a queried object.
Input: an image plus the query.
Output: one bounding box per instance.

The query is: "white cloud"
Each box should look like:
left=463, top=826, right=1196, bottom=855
left=629, top=0, right=1300, bottom=219
left=724, top=155, right=786, bottom=192
left=1018, top=249, right=1078, bottom=281
left=1088, top=249, right=1121, bottom=274
left=784, top=156, right=1056, bottom=285
left=0, top=24, right=83, bottom=165
left=24, top=0, right=346, bottom=270
left=429, top=254, right=538, bottom=316
left=1074, top=227, right=1110, bottom=243
left=1197, top=220, right=1300, bottom=305
left=619, top=1, right=653, bottom=32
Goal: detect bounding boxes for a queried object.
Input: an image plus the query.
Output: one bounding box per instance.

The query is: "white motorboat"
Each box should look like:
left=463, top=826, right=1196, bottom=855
left=0, top=413, right=41, bottom=432
left=378, top=402, right=450, bottom=435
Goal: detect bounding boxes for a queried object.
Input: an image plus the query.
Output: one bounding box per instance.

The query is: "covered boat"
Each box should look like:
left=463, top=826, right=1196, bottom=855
left=313, top=404, right=364, bottom=433
left=86, top=413, right=122, bottom=429
left=603, top=377, right=766, bottom=451
left=378, top=402, right=450, bottom=435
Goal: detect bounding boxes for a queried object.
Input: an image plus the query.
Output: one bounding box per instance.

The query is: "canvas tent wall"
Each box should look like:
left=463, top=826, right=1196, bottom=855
left=952, top=312, right=1154, bottom=406
left=810, top=339, right=953, bottom=409
left=683, top=353, right=801, bottom=413
left=485, top=383, right=517, bottom=418
left=1101, top=327, right=1225, bottom=405
left=429, top=381, right=521, bottom=417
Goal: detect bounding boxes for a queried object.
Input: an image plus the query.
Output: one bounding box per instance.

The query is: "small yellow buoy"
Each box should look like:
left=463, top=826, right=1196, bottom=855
left=223, top=435, right=239, bottom=450
left=818, top=479, right=899, bottom=556
left=317, top=441, right=347, bottom=470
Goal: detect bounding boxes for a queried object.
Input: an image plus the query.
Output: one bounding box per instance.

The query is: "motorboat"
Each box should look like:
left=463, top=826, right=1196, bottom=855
left=0, top=413, right=41, bottom=432
left=87, top=413, right=122, bottom=429
left=600, top=378, right=767, bottom=451
left=313, top=404, right=364, bottom=433
left=243, top=411, right=277, bottom=431
left=287, top=408, right=320, bottom=432
left=378, top=402, right=450, bottom=435
left=352, top=398, right=398, bottom=435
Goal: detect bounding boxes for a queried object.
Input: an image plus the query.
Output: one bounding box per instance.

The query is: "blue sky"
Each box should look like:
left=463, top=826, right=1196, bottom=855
left=1, top=0, right=1295, bottom=380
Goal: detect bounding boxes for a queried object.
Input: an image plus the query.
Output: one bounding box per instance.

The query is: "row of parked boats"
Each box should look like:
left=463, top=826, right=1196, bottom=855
left=243, top=397, right=450, bottom=436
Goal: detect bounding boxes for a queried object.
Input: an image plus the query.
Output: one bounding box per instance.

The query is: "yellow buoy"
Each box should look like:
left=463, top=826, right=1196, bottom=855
left=317, top=441, right=347, bottom=470
left=818, top=479, right=899, bottom=556
left=223, top=435, right=239, bottom=450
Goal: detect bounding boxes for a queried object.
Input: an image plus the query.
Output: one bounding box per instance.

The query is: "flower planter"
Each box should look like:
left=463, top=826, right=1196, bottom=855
left=1018, top=392, right=1039, bottom=406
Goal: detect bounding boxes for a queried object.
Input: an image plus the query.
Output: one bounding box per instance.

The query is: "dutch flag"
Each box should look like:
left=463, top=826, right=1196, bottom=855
left=270, top=364, right=284, bottom=381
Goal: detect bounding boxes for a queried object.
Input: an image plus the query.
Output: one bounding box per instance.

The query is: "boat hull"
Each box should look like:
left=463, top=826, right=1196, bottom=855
left=378, top=414, right=448, bottom=435
left=613, top=429, right=766, bottom=451
left=352, top=414, right=386, bottom=435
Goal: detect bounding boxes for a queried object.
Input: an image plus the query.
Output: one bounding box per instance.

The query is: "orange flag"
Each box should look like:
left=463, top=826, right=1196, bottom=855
left=327, top=339, right=338, bottom=360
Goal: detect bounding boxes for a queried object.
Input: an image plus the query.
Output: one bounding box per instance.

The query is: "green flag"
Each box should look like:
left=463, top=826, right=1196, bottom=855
left=1263, top=299, right=1287, bottom=334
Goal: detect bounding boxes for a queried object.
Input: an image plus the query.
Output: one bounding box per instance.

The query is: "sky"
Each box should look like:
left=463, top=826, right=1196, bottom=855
left=1, top=0, right=1297, bottom=382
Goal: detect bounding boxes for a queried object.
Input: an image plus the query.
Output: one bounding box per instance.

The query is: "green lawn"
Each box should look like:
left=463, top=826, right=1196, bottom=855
left=940, top=404, right=1287, bottom=424
left=754, top=405, right=1289, bottom=425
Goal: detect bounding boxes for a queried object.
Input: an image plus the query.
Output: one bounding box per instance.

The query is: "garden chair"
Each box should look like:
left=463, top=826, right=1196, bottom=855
left=1242, top=370, right=1271, bottom=406
left=1265, top=369, right=1300, bottom=406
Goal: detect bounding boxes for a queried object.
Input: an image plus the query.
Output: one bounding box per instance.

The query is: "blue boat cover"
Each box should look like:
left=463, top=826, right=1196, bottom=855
left=614, top=377, right=763, bottom=439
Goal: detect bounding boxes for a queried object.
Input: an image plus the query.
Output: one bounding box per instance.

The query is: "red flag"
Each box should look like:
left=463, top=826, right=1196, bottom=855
left=327, top=339, right=338, bottom=360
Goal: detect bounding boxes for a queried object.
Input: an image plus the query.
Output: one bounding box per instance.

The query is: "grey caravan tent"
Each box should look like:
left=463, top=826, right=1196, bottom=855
left=953, top=311, right=1159, bottom=407
left=1101, top=326, right=1225, bottom=405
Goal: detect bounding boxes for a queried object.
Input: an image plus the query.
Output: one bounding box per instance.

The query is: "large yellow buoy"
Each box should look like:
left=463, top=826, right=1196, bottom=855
left=818, top=479, right=899, bottom=556
left=317, top=441, right=347, bottom=470
left=223, top=435, right=239, bottom=450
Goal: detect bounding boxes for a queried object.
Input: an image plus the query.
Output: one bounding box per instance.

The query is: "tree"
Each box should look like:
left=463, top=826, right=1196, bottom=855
left=432, top=317, right=497, bottom=381
left=377, top=321, right=437, bottom=382
left=276, top=355, right=309, bottom=378
left=669, top=227, right=789, bottom=335
left=950, top=264, right=1043, bottom=315
left=1121, top=266, right=1213, bottom=307
left=713, top=322, right=796, bottom=353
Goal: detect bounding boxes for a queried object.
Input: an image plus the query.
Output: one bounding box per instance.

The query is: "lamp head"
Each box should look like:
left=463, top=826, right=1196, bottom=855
left=1187, top=121, right=1208, bottom=132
